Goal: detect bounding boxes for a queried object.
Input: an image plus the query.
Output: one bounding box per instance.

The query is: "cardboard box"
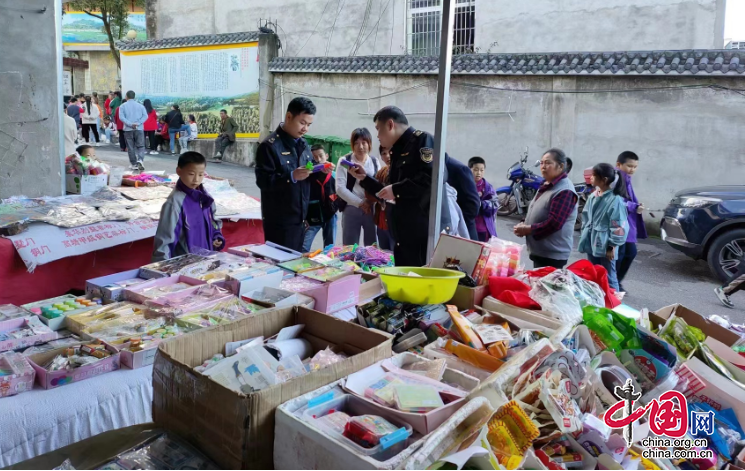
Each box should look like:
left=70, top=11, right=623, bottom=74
left=650, top=304, right=741, bottom=347
left=242, top=286, right=315, bottom=310
left=359, top=273, right=385, bottom=302
left=481, top=296, right=562, bottom=331
left=152, top=306, right=393, bottom=470
left=123, top=276, right=205, bottom=305
left=429, top=234, right=490, bottom=282
left=85, top=269, right=148, bottom=302
left=448, top=285, right=490, bottom=311
left=0, top=316, right=57, bottom=353
left=29, top=343, right=120, bottom=389
left=115, top=341, right=159, bottom=369
left=66, top=174, right=108, bottom=195
left=0, top=352, right=35, bottom=397
left=301, top=273, right=361, bottom=314
left=684, top=356, right=745, bottom=427
left=225, top=269, right=283, bottom=296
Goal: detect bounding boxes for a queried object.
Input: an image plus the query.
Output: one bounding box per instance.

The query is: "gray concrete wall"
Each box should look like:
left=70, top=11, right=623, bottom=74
left=475, top=0, right=726, bottom=53
left=0, top=0, right=64, bottom=199
left=151, top=0, right=723, bottom=56
left=271, top=71, right=745, bottom=213
left=152, top=0, right=407, bottom=57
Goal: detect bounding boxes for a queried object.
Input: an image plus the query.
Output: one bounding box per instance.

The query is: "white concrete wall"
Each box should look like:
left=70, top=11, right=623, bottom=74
left=271, top=72, right=745, bottom=212
left=153, top=0, right=725, bottom=55
left=154, top=0, right=407, bottom=57
left=475, top=0, right=726, bottom=53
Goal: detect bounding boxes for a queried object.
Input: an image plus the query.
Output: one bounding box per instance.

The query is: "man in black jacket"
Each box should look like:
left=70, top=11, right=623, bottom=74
left=445, top=155, right=481, bottom=240
left=255, top=97, right=328, bottom=251
left=349, top=106, right=452, bottom=267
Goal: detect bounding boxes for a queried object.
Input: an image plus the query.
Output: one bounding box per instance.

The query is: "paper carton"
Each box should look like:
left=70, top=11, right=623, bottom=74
left=448, top=285, right=490, bottom=311
left=359, top=273, right=385, bottom=303
left=429, top=234, right=490, bottom=282
left=481, top=296, right=562, bottom=331
left=29, top=343, right=120, bottom=389
left=152, top=306, right=393, bottom=469
left=684, top=356, right=745, bottom=427
left=123, top=276, right=205, bottom=305
left=85, top=269, right=147, bottom=302
left=0, top=352, right=35, bottom=397
left=301, top=273, right=361, bottom=314
left=224, top=269, right=283, bottom=296
left=66, top=174, right=108, bottom=195
left=0, top=316, right=57, bottom=353
left=650, top=304, right=741, bottom=347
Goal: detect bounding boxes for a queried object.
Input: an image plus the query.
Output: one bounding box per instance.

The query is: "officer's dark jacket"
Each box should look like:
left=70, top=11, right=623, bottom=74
left=445, top=155, right=481, bottom=236
left=255, top=125, right=313, bottom=226
left=360, top=127, right=451, bottom=244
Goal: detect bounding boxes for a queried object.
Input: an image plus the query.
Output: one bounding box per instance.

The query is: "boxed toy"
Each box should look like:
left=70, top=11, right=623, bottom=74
left=0, top=352, right=36, bottom=398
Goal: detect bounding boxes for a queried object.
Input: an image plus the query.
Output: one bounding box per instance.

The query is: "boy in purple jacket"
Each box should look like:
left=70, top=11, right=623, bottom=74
left=152, top=152, right=225, bottom=261
left=616, top=151, right=647, bottom=293
left=468, top=157, right=499, bottom=242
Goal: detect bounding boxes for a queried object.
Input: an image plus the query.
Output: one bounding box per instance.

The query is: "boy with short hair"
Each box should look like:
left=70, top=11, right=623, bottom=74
left=616, top=151, right=646, bottom=293
left=468, top=156, right=498, bottom=242
left=302, top=144, right=338, bottom=251
left=152, top=151, right=225, bottom=262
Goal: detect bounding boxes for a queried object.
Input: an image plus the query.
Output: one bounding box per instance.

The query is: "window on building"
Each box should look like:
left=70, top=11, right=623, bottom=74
left=407, top=0, right=475, bottom=56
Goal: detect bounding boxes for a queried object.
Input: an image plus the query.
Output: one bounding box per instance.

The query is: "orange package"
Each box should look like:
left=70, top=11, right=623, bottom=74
left=447, top=305, right=485, bottom=351
left=445, top=339, right=505, bottom=372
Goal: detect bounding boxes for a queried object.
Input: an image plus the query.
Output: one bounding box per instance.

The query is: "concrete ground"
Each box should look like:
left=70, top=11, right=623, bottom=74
left=97, top=144, right=745, bottom=324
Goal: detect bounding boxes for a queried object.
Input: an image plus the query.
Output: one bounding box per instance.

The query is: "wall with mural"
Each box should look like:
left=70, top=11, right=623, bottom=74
left=63, top=12, right=146, bottom=45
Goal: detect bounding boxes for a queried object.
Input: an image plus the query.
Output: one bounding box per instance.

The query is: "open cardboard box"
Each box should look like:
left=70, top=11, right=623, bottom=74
left=650, top=304, right=742, bottom=347
left=448, top=284, right=490, bottom=311
left=152, top=305, right=393, bottom=470
left=301, top=273, right=361, bottom=314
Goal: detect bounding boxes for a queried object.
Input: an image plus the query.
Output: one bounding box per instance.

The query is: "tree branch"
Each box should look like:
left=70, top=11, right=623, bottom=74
left=81, top=9, right=104, bottom=20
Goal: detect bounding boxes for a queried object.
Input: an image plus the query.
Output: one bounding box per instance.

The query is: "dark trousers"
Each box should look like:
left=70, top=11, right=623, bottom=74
left=465, top=219, right=479, bottom=241
left=215, top=135, right=233, bottom=156
left=394, top=240, right=428, bottom=267
left=377, top=228, right=395, bottom=251
left=82, top=123, right=99, bottom=143
left=118, top=130, right=127, bottom=150
left=530, top=254, right=568, bottom=269
left=154, top=135, right=169, bottom=150
left=617, top=242, right=638, bottom=284
left=723, top=262, right=745, bottom=296
left=477, top=232, right=490, bottom=243
left=264, top=222, right=305, bottom=253
left=145, top=130, right=157, bottom=151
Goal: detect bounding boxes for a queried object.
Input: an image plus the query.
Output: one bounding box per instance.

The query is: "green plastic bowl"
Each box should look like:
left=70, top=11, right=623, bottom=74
left=375, top=267, right=466, bottom=305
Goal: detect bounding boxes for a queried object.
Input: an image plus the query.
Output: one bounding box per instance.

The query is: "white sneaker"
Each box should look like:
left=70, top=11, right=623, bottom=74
left=137, top=161, right=145, bottom=172
left=151, top=151, right=159, bottom=155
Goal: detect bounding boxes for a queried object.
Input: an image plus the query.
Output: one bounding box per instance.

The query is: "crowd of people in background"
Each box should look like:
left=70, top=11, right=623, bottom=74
left=63, top=89, right=201, bottom=171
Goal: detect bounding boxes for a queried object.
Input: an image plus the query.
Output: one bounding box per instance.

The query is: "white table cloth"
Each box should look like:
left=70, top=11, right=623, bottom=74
left=0, top=366, right=153, bottom=467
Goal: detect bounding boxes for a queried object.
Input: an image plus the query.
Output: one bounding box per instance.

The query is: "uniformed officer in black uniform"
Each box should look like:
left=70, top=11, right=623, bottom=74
left=255, top=97, right=331, bottom=251
left=349, top=106, right=451, bottom=267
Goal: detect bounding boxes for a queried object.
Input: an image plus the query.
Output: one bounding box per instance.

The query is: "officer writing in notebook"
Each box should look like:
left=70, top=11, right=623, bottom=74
left=348, top=106, right=450, bottom=267
left=255, top=97, right=332, bottom=251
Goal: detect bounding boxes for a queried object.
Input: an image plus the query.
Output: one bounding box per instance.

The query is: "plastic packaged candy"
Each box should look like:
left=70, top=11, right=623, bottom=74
left=487, top=401, right=540, bottom=464
left=343, top=415, right=401, bottom=448
left=658, top=314, right=705, bottom=358
left=482, top=238, right=524, bottom=282
left=308, top=347, right=346, bottom=372
left=582, top=305, right=640, bottom=351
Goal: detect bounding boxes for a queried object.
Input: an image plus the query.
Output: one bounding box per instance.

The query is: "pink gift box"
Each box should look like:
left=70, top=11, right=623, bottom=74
left=0, top=316, right=57, bottom=353
left=0, top=352, right=36, bottom=398
left=301, top=274, right=361, bottom=314
left=123, top=276, right=205, bottom=305
left=28, top=342, right=120, bottom=389
left=145, top=284, right=234, bottom=317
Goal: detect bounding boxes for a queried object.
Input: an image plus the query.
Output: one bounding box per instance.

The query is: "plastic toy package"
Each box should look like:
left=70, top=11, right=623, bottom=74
left=99, top=433, right=219, bottom=470
left=343, top=415, right=400, bottom=448
left=0, top=305, right=32, bottom=322
left=140, top=254, right=209, bottom=277
left=144, top=285, right=234, bottom=319
left=65, top=154, right=110, bottom=176
left=279, top=276, right=324, bottom=293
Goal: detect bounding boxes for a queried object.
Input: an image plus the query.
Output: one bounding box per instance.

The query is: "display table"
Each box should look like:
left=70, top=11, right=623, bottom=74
left=0, top=366, right=154, bottom=468
left=0, top=219, right=264, bottom=305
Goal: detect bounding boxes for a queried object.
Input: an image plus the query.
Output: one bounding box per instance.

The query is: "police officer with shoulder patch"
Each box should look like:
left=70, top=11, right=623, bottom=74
left=348, top=106, right=451, bottom=266
left=255, top=97, right=333, bottom=251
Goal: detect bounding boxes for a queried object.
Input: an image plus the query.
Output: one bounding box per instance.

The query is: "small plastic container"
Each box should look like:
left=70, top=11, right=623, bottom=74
left=303, top=394, right=414, bottom=460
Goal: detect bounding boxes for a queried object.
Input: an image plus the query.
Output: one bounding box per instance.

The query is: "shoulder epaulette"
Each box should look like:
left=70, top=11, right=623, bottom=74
left=414, top=130, right=423, bottom=137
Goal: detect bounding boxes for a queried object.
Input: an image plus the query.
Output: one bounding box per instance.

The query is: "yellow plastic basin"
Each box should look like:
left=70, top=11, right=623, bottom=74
left=376, top=267, right=465, bottom=305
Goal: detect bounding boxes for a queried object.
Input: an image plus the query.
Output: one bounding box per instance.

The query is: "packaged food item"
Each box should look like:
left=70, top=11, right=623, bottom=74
left=316, top=411, right=351, bottom=434
left=401, top=358, right=447, bottom=381
left=444, top=339, right=504, bottom=372
left=343, top=415, right=400, bottom=448
left=393, top=384, right=444, bottom=412
left=447, top=305, right=485, bottom=350
left=487, top=401, right=540, bottom=466
left=658, top=314, right=705, bottom=358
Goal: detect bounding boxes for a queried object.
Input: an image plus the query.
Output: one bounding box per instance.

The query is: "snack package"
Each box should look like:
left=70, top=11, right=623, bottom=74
left=343, top=415, right=400, bottom=448
left=317, top=411, right=351, bottom=434
left=393, top=384, right=444, bottom=412
left=364, top=374, right=406, bottom=407
left=401, top=358, right=447, bottom=381
left=444, top=339, right=505, bottom=372
left=582, top=305, right=640, bottom=351
left=487, top=401, right=540, bottom=463
left=658, top=314, right=705, bottom=359
left=539, top=377, right=583, bottom=434
left=447, top=305, right=485, bottom=350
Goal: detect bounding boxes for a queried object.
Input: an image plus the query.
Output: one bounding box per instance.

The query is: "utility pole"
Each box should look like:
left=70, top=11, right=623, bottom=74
left=426, top=0, right=455, bottom=260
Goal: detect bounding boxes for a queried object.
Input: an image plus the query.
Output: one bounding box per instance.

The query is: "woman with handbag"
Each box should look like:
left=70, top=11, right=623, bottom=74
left=335, top=128, right=380, bottom=246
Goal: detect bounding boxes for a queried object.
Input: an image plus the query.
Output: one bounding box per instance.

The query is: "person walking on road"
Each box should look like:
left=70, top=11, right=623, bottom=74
left=143, top=99, right=159, bottom=155
left=213, top=109, right=238, bottom=162
left=165, top=104, right=190, bottom=155
left=716, top=263, right=745, bottom=308
left=80, top=96, right=101, bottom=145
left=118, top=90, right=148, bottom=171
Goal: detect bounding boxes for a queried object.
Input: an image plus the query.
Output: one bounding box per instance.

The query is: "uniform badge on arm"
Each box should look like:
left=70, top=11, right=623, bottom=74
left=420, top=147, right=434, bottom=163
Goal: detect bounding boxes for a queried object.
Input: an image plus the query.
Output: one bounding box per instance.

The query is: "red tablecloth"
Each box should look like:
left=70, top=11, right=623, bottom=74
left=0, top=219, right=264, bottom=305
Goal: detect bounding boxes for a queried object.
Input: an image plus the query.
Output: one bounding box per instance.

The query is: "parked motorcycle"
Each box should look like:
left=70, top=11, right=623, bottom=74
left=496, top=148, right=544, bottom=217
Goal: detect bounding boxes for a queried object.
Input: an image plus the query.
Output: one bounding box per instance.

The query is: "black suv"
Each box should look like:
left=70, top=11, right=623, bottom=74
left=662, top=186, right=745, bottom=282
